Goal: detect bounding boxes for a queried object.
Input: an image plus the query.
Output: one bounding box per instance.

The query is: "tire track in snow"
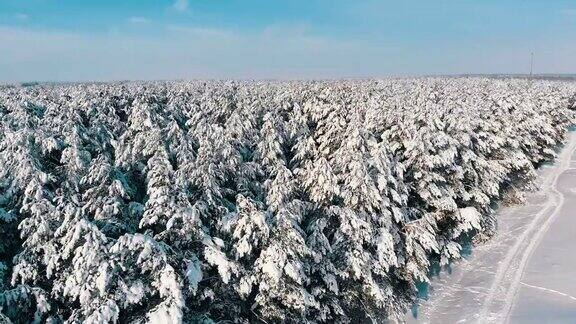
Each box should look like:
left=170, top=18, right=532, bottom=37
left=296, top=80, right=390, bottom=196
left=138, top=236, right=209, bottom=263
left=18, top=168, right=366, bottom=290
left=519, top=282, right=576, bottom=303
left=501, top=137, right=576, bottom=322
left=478, top=133, right=576, bottom=323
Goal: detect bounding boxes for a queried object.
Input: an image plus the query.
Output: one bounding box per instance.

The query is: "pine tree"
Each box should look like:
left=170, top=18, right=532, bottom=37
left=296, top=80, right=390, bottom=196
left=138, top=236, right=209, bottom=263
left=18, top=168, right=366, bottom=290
left=0, top=79, right=574, bottom=323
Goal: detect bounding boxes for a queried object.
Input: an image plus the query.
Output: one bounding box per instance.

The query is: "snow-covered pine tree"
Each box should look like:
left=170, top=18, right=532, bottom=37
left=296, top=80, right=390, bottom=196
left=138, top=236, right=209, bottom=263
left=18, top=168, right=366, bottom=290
left=325, top=112, right=406, bottom=320
left=251, top=110, right=320, bottom=321
left=108, top=233, right=185, bottom=323
left=0, top=79, right=575, bottom=323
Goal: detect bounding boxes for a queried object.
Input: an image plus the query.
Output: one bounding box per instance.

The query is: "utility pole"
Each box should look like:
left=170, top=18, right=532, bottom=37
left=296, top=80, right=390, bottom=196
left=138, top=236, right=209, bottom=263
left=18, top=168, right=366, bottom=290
left=529, top=52, right=534, bottom=79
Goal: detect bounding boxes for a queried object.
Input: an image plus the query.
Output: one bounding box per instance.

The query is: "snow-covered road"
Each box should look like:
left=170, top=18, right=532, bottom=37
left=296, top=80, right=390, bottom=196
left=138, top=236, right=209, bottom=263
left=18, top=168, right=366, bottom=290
left=407, top=131, right=576, bottom=324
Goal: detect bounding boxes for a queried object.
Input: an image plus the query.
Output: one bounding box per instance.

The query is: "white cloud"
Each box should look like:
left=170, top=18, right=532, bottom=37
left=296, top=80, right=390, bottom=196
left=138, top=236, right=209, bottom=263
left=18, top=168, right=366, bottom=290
left=261, top=23, right=310, bottom=37
left=559, top=8, right=576, bottom=16
left=173, top=0, right=189, bottom=12
left=15, top=13, right=29, bottom=20
left=166, top=25, right=235, bottom=39
left=128, top=17, right=149, bottom=24
left=1, top=23, right=575, bottom=82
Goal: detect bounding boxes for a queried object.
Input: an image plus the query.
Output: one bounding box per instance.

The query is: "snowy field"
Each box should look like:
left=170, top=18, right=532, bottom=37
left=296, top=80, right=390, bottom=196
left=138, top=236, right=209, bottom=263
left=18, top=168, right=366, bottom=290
left=0, top=78, right=575, bottom=323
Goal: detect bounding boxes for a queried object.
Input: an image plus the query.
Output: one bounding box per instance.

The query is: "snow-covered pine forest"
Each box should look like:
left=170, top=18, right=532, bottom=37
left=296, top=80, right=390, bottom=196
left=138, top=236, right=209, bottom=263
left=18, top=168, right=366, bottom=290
left=0, top=78, right=575, bottom=323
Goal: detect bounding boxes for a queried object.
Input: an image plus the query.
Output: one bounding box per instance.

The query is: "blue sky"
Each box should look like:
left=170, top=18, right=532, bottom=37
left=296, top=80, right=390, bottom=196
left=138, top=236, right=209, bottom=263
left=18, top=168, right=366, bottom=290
left=0, top=0, right=575, bottom=81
